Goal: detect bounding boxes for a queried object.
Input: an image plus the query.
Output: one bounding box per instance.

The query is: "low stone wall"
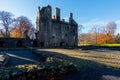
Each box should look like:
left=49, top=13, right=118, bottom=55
left=0, top=38, right=32, bottom=48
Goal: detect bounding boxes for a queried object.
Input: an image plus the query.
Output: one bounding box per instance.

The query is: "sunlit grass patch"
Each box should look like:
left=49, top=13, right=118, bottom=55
left=93, top=44, right=120, bottom=47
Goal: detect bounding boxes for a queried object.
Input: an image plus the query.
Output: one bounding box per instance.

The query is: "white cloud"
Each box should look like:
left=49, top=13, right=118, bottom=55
left=63, top=17, right=69, bottom=22
left=115, top=20, right=120, bottom=34
left=115, top=20, right=120, bottom=26
left=79, top=18, right=107, bottom=33
left=81, top=18, right=107, bottom=27
left=79, top=18, right=120, bottom=33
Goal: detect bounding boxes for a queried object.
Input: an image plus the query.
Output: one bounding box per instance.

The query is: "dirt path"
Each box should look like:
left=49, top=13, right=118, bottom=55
left=5, top=50, right=42, bottom=67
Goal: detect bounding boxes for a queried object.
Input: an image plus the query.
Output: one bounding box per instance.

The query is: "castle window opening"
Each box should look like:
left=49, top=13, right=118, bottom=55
left=40, top=42, right=44, bottom=47
left=65, top=34, right=67, bottom=37
left=60, top=41, right=66, bottom=46
left=0, top=41, right=4, bottom=47
left=33, top=40, right=37, bottom=47
left=67, top=26, right=69, bottom=30
left=16, top=40, right=22, bottom=47
left=52, top=36, right=55, bottom=39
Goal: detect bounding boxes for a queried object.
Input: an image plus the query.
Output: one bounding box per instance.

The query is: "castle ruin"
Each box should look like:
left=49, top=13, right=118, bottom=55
left=36, top=5, right=78, bottom=47
left=0, top=5, right=78, bottom=48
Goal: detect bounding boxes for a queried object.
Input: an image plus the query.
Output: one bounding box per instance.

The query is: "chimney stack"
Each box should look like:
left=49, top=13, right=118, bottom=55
left=69, top=13, right=73, bottom=19
left=69, top=13, right=73, bottom=23
left=55, top=8, right=60, bottom=21
left=61, top=19, right=65, bottom=22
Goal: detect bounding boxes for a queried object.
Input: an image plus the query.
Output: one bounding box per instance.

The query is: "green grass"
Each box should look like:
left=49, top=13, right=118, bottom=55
left=93, top=44, right=120, bottom=47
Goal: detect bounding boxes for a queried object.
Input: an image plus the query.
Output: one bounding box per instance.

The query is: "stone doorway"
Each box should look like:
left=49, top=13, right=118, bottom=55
left=60, top=41, right=66, bottom=46
left=16, top=40, right=22, bottom=47
left=33, top=40, right=37, bottom=47
left=40, top=42, right=44, bottom=47
left=0, top=41, right=4, bottom=47
left=60, top=40, right=68, bottom=47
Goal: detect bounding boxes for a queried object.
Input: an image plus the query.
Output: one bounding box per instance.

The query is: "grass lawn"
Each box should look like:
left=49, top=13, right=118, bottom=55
left=36, top=49, right=120, bottom=70
left=93, top=44, right=120, bottom=47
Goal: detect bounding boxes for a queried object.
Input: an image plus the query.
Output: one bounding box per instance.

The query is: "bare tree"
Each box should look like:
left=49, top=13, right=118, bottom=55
left=0, top=11, right=14, bottom=37
left=90, top=25, right=102, bottom=44
left=78, top=25, right=84, bottom=45
left=28, top=27, right=36, bottom=39
left=13, top=16, right=33, bottom=38
left=78, top=33, right=88, bottom=46
left=79, top=22, right=116, bottom=45
left=78, top=25, right=84, bottom=34
left=0, top=29, right=5, bottom=37
left=105, top=22, right=116, bottom=43
left=106, top=22, right=116, bottom=36
left=115, top=33, right=120, bottom=43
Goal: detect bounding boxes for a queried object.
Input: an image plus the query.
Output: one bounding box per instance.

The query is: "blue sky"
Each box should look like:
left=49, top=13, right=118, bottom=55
left=0, top=0, right=120, bottom=33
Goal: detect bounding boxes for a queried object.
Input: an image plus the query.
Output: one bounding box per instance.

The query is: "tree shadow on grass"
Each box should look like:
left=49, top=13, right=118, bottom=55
left=36, top=50, right=120, bottom=80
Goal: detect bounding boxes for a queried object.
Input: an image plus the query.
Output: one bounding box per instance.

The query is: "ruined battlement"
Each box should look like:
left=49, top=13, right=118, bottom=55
left=36, top=5, right=77, bottom=26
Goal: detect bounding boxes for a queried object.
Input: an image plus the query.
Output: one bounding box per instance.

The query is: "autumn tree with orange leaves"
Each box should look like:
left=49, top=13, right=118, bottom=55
left=11, top=16, right=33, bottom=38
left=11, top=27, right=23, bottom=38
left=79, top=22, right=116, bottom=45
left=97, top=22, right=116, bottom=44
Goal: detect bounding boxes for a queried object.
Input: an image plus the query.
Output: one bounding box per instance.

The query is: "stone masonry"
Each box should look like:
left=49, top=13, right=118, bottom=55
left=36, top=5, right=78, bottom=47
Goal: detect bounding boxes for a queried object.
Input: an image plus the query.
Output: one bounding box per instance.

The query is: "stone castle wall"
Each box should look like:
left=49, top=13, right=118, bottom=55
left=0, top=38, right=31, bottom=48
left=36, top=5, right=78, bottom=47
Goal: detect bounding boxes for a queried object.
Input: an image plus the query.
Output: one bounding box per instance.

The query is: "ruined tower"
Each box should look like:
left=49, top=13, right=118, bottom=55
left=36, top=5, right=78, bottom=47
left=36, top=5, right=52, bottom=47
left=55, top=8, right=60, bottom=21
left=36, top=6, right=40, bottom=31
